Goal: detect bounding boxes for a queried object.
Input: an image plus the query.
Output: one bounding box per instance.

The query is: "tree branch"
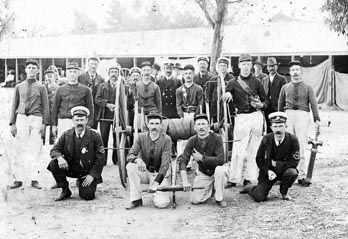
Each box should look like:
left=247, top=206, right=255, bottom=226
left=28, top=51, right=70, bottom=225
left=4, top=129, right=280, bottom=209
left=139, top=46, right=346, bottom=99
left=195, top=0, right=215, bottom=28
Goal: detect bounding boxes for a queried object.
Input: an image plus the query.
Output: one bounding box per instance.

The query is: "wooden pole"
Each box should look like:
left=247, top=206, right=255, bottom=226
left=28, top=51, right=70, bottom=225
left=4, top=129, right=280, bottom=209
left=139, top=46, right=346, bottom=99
left=328, top=55, right=335, bottom=106
left=133, top=57, right=137, bottom=67
left=15, top=58, right=19, bottom=83
left=39, top=58, right=43, bottom=83
left=4, top=58, right=7, bottom=79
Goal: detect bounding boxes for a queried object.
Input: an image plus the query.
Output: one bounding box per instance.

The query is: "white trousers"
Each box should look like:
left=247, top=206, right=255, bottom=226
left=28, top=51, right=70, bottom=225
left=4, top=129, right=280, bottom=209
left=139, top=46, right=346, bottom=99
left=228, top=111, right=264, bottom=184
left=126, top=161, right=171, bottom=208
left=285, top=110, right=310, bottom=180
left=11, top=114, right=43, bottom=183
left=191, top=165, right=227, bottom=203
left=57, top=118, right=74, bottom=140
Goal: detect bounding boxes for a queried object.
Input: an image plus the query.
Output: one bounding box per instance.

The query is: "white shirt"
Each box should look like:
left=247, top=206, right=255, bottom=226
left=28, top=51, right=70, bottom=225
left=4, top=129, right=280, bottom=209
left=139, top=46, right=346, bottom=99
left=274, top=135, right=285, bottom=146
left=75, top=129, right=86, bottom=138
left=269, top=74, right=275, bottom=84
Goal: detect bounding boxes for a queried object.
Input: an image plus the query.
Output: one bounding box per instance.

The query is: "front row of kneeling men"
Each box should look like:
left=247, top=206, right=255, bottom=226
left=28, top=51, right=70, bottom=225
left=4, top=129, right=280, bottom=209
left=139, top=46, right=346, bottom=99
left=47, top=105, right=300, bottom=208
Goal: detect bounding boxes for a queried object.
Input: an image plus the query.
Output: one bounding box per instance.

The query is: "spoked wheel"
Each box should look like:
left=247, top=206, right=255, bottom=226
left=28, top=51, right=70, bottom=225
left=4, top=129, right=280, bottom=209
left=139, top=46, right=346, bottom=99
left=114, top=77, right=130, bottom=188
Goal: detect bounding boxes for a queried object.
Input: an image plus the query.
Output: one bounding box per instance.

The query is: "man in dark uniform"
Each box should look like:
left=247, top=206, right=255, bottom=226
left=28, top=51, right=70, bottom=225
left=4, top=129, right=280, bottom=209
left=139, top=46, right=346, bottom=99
left=261, top=57, right=287, bottom=133
left=78, top=57, right=105, bottom=129
left=193, top=56, right=214, bottom=113
left=206, top=57, right=234, bottom=123
left=240, top=112, right=300, bottom=202
left=95, top=64, right=122, bottom=165
left=48, top=106, right=105, bottom=201
left=253, top=60, right=267, bottom=82
left=156, top=61, right=182, bottom=118
left=179, top=114, right=227, bottom=208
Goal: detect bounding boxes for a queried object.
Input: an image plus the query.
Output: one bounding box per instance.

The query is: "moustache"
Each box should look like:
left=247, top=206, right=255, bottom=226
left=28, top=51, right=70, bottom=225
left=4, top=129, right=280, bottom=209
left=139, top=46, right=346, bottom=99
left=150, top=128, right=158, bottom=131
left=143, top=73, right=151, bottom=77
left=274, top=131, right=282, bottom=135
left=77, top=124, right=84, bottom=128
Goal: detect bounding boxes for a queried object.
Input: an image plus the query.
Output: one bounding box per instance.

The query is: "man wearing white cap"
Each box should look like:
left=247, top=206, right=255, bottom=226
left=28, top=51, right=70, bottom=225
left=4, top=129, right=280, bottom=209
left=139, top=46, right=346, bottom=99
left=240, top=112, right=300, bottom=201
left=95, top=63, right=122, bottom=165
left=48, top=106, right=105, bottom=201
left=78, top=56, right=105, bottom=129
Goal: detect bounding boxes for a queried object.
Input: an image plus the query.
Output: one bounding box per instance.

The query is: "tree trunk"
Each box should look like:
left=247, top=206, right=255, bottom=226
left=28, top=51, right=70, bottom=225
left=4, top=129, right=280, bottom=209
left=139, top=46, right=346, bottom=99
left=209, top=0, right=228, bottom=73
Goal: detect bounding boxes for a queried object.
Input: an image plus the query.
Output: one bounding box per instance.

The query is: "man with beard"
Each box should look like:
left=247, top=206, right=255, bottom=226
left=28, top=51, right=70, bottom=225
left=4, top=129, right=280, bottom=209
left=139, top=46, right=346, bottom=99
left=173, top=62, right=183, bottom=82
left=278, top=60, right=320, bottom=187
left=51, top=62, right=94, bottom=140
left=261, top=57, right=287, bottom=133
left=179, top=114, right=227, bottom=208
left=48, top=106, right=105, bottom=201
left=222, top=54, right=269, bottom=187
left=156, top=61, right=182, bottom=118
left=135, top=61, right=162, bottom=115
left=78, top=57, right=105, bottom=129
left=125, top=113, right=172, bottom=209
left=95, top=64, right=122, bottom=165
left=253, top=60, right=267, bottom=82
left=193, top=57, right=214, bottom=113
left=206, top=57, right=235, bottom=123
left=240, top=112, right=300, bottom=202
left=9, top=59, right=50, bottom=189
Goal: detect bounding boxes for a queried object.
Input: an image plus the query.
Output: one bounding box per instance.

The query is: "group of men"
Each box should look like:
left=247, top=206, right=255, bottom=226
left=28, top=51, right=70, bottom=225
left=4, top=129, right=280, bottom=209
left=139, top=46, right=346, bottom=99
left=8, top=52, right=320, bottom=208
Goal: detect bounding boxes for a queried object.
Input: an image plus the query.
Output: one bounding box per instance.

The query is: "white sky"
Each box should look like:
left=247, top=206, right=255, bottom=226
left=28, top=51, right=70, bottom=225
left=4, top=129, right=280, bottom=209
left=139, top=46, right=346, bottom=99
left=8, top=0, right=326, bottom=37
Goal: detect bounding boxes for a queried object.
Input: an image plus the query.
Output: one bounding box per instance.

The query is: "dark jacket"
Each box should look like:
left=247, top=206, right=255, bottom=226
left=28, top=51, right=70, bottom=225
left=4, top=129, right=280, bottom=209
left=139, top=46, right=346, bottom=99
left=156, top=75, right=182, bottom=118
left=261, top=73, right=287, bottom=110
left=49, top=127, right=106, bottom=183
left=95, top=81, right=116, bottom=121
left=256, top=132, right=300, bottom=177
left=193, top=71, right=215, bottom=100
left=176, top=83, right=203, bottom=117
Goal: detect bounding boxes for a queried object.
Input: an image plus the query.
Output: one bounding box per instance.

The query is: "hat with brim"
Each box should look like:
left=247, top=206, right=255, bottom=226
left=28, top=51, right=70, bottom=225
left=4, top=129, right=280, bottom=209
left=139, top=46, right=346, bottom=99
left=174, top=63, right=183, bottom=70
left=266, top=57, right=279, bottom=66
left=183, top=64, right=195, bottom=72
left=108, top=63, right=121, bottom=73
left=141, top=61, right=152, bottom=68
left=269, top=112, right=287, bottom=123
left=197, top=56, right=209, bottom=63
left=289, top=60, right=302, bottom=67
left=238, top=54, right=252, bottom=63
left=66, top=62, right=80, bottom=70
left=152, top=63, right=161, bottom=71
left=25, top=59, right=39, bottom=67
left=218, top=57, right=230, bottom=65
left=130, top=67, right=141, bottom=75
left=44, top=70, right=55, bottom=75
left=253, top=60, right=264, bottom=66
left=147, top=112, right=162, bottom=121
left=71, top=106, right=90, bottom=117
left=88, top=57, right=100, bottom=62
left=194, top=113, right=209, bottom=123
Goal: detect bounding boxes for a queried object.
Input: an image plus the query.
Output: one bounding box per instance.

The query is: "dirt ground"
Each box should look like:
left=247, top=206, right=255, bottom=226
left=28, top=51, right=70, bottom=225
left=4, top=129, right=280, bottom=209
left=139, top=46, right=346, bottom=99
left=0, top=87, right=347, bottom=239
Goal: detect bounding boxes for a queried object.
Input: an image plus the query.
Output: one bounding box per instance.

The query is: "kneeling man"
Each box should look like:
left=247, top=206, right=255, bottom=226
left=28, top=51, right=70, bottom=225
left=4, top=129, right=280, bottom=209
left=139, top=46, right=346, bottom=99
left=126, top=112, right=172, bottom=209
left=240, top=112, right=300, bottom=202
left=48, top=106, right=105, bottom=201
left=179, top=114, right=227, bottom=208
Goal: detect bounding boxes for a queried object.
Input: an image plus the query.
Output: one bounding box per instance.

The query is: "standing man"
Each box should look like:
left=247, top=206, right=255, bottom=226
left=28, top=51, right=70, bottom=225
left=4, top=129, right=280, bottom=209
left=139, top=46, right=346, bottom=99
left=206, top=57, right=235, bottom=123
left=78, top=57, right=105, bottom=129
left=95, top=64, right=121, bottom=165
left=223, top=54, right=269, bottom=186
left=179, top=114, right=227, bottom=208
left=51, top=62, right=94, bottom=140
left=135, top=61, right=162, bottom=115
left=262, top=57, right=287, bottom=133
left=9, top=59, right=50, bottom=189
left=193, top=56, right=214, bottom=113
left=125, top=113, right=172, bottom=209
left=240, top=112, right=300, bottom=202
left=278, top=60, right=320, bottom=187
left=156, top=61, right=182, bottom=118
left=152, top=63, right=161, bottom=80
left=253, top=60, right=267, bottom=82
left=48, top=106, right=105, bottom=201
left=44, top=67, right=59, bottom=145
left=173, top=62, right=183, bottom=82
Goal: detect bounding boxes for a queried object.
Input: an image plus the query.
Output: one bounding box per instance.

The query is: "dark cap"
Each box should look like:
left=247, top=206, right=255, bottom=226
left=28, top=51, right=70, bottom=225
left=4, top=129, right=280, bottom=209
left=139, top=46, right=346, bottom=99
left=152, top=63, right=161, bottom=71
left=197, top=56, right=209, bottom=63
left=238, top=54, right=252, bottom=63
left=66, top=62, right=80, bottom=70
left=268, top=112, right=287, bottom=123
left=130, top=67, right=141, bottom=75
left=289, top=60, right=302, bottom=67
left=183, top=64, right=195, bottom=72
left=194, top=113, right=209, bottom=123
left=174, top=62, right=182, bottom=70
left=253, top=60, right=264, bottom=66
left=44, top=69, right=55, bottom=75
left=218, top=57, right=230, bottom=65
left=25, top=59, right=39, bottom=67
left=141, top=61, right=152, bottom=68
left=266, top=57, right=279, bottom=66
left=71, top=106, right=90, bottom=117
left=147, top=112, right=162, bottom=121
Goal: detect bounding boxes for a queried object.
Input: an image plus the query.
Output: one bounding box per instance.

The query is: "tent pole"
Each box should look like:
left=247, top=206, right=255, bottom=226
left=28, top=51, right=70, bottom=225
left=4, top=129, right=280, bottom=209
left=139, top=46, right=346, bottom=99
left=4, top=59, right=7, bottom=79
left=15, top=59, right=19, bottom=83
left=328, top=55, right=335, bottom=106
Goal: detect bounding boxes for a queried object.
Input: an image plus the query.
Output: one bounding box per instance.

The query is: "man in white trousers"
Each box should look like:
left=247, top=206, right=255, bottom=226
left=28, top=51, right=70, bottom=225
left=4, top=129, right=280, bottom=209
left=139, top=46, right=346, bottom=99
left=223, top=54, right=269, bottom=187
left=278, top=60, right=320, bottom=187
left=9, top=59, right=50, bottom=189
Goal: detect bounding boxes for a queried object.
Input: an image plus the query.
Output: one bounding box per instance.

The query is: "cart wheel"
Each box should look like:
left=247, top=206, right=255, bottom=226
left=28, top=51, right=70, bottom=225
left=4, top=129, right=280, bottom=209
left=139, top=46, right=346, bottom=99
left=114, top=77, right=129, bottom=188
